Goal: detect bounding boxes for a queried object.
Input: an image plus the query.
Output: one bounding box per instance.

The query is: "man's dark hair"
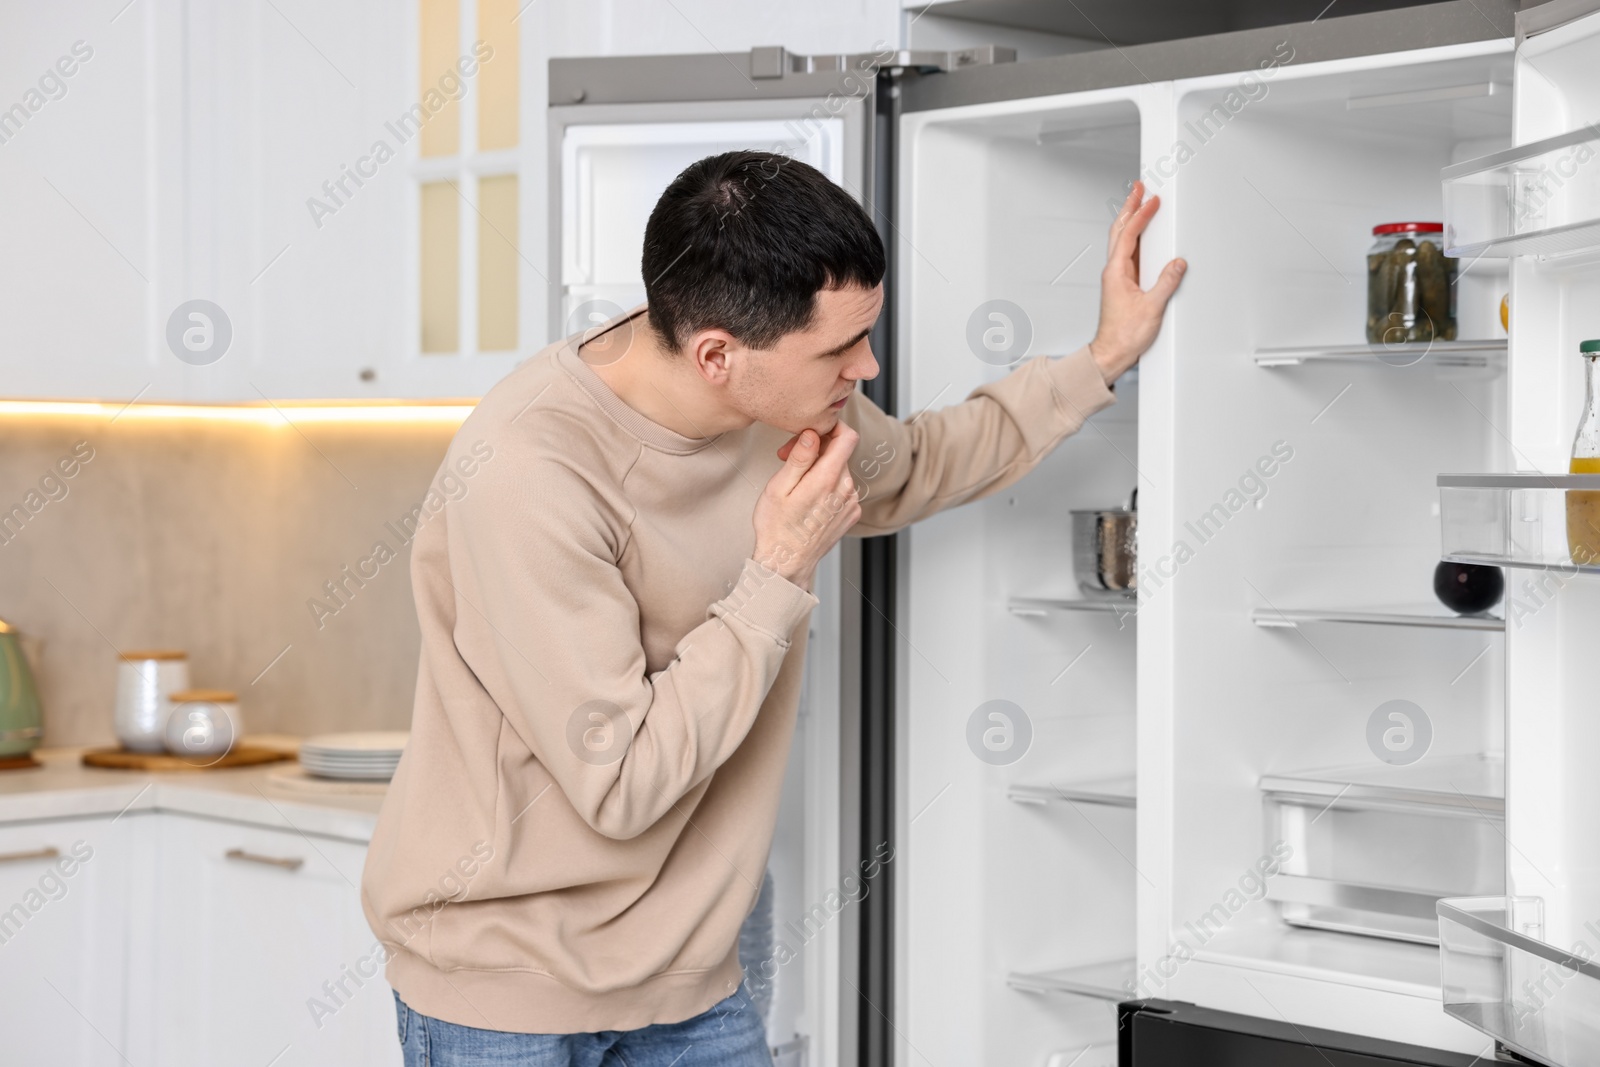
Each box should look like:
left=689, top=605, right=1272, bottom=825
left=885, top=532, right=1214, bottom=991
left=641, top=150, right=885, bottom=351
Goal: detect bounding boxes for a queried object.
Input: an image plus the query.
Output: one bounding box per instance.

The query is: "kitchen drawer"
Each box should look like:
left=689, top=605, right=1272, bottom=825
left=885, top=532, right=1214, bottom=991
left=0, top=813, right=143, bottom=1066
left=152, top=813, right=396, bottom=1067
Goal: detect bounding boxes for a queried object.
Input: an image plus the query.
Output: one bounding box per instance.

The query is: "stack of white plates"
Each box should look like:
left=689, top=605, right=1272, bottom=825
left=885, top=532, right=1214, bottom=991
left=299, top=731, right=408, bottom=781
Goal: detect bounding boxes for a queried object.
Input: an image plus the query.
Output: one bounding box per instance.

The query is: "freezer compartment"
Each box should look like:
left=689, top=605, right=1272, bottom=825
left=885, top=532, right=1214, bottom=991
left=1262, top=756, right=1504, bottom=945
left=1442, top=126, right=1600, bottom=259
left=556, top=117, right=845, bottom=330
left=1438, top=473, right=1600, bottom=572
left=1439, top=895, right=1600, bottom=1067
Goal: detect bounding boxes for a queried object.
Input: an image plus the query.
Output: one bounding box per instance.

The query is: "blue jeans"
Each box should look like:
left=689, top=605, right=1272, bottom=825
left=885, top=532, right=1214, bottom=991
left=393, top=987, right=772, bottom=1066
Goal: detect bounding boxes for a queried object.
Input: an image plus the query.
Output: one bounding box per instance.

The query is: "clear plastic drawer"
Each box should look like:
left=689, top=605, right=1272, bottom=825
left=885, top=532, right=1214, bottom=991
left=1443, top=127, right=1600, bottom=259
left=1439, top=474, right=1600, bottom=573
left=1262, top=757, right=1503, bottom=945
left=1439, top=896, right=1600, bottom=1065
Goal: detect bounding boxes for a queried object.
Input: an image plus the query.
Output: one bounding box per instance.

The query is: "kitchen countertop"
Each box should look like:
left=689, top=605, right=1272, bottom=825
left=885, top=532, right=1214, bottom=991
left=0, top=743, right=386, bottom=843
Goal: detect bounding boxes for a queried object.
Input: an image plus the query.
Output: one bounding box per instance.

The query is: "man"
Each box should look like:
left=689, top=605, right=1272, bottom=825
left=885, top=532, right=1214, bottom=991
left=362, top=150, right=1184, bottom=1065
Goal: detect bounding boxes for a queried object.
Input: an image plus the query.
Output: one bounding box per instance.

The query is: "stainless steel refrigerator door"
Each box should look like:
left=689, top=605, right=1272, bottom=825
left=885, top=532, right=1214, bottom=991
left=545, top=53, right=877, bottom=1067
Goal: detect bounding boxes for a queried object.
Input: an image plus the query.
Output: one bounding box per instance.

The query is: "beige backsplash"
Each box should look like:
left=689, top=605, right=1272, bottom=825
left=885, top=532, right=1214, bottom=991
left=0, top=412, right=464, bottom=746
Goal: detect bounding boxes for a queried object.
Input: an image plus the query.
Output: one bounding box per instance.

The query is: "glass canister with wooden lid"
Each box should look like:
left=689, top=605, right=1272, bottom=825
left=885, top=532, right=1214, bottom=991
left=114, top=650, right=189, bottom=752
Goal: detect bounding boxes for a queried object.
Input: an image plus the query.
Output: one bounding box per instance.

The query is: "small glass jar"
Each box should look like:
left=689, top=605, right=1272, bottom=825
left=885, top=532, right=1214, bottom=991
left=164, top=689, right=242, bottom=760
left=1366, top=222, right=1458, bottom=345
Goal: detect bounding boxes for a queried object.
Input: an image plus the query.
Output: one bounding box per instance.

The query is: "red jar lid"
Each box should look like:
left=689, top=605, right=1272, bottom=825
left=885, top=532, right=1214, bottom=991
left=1372, top=222, right=1444, bottom=235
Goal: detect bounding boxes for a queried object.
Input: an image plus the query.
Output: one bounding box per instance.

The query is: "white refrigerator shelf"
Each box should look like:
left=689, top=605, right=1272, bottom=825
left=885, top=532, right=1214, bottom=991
left=1249, top=606, right=1504, bottom=632
left=1006, top=958, right=1135, bottom=1001
left=1254, top=340, right=1506, bottom=368
left=1260, top=753, right=1504, bottom=812
left=1008, top=777, right=1137, bottom=809
left=1007, top=596, right=1136, bottom=618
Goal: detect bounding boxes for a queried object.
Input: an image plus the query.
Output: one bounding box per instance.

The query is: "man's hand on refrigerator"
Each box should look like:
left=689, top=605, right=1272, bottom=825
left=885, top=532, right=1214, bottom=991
left=1087, top=181, right=1187, bottom=385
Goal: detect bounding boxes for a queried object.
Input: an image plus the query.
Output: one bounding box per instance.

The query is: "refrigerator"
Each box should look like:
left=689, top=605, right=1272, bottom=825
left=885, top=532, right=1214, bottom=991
left=549, top=1, right=1600, bottom=1063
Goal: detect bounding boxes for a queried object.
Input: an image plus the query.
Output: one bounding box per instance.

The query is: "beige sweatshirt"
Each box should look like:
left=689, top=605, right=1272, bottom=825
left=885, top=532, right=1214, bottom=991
left=360, top=306, right=1115, bottom=1034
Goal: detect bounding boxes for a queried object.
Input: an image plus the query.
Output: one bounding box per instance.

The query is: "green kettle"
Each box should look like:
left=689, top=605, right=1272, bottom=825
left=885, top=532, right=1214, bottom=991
left=0, top=619, right=43, bottom=757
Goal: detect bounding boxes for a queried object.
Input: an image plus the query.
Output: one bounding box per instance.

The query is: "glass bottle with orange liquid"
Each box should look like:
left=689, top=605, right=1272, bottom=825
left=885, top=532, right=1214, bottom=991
left=1567, top=339, right=1600, bottom=565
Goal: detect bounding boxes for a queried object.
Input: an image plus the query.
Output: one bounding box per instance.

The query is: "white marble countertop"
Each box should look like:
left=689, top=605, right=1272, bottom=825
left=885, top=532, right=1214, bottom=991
left=0, top=741, right=386, bottom=843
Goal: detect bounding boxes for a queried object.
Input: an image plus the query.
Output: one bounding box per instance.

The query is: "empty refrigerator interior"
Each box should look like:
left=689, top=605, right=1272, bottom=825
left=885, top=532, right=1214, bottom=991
left=898, top=90, right=1158, bottom=1067
left=1150, top=41, right=1513, bottom=1051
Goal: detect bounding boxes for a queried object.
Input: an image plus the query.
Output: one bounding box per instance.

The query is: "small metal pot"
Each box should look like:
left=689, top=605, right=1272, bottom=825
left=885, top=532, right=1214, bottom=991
left=1072, top=490, right=1137, bottom=599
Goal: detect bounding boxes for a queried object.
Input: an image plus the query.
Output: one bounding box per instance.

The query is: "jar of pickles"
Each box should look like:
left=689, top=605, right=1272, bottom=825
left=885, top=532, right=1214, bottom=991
left=1366, top=222, right=1457, bottom=345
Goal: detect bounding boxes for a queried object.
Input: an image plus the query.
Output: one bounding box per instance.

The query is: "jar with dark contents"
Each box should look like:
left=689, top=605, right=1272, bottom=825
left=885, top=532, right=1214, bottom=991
left=1366, top=222, right=1458, bottom=345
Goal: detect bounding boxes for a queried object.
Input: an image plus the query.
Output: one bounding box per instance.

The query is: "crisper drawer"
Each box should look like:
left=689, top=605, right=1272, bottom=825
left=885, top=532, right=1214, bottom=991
left=1261, top=756, right=1504, bottom=945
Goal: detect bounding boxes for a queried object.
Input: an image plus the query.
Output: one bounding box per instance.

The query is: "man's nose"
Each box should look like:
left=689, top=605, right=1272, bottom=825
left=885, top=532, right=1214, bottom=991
left=846, top=346, right=880, bottom=382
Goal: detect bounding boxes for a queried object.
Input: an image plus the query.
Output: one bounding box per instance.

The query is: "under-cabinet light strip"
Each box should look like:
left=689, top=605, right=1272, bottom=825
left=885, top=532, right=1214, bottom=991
left=0, top=400, right=477, bottom=424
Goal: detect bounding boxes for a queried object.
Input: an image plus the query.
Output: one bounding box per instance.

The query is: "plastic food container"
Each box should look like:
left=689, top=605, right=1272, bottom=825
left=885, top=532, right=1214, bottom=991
left=1366, top=222, right=1458, bottom=345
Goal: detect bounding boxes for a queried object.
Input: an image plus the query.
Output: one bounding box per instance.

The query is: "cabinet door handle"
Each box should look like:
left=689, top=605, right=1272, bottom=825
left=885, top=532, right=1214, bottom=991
left=224, top=848, right=304, bottom=872
left=0, top=846, right=60, bottom=864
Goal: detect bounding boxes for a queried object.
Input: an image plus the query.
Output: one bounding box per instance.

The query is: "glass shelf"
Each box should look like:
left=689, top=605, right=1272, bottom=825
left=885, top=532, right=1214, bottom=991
left=1439, top=896, right=1600, bottom=1065
left=1008, top=777, right=1136, bottom=809
left=1439, top=473, right=1600, bottom=573
left=1260, top=754, right=1504, bottom=812
left=1250, top=605, right=1503, bottom=631
left=1253, top=340, right=1505, bottom=367
left=1443, top=125, right=1600, bottom=259
left=1008, top=595, right=1135, bottom=618
left=1006, top=958, right=1134, bottom=1001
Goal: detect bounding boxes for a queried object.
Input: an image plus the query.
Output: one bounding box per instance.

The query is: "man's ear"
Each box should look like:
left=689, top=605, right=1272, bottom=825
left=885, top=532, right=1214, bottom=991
left=688, top=329, right=738, bottom=385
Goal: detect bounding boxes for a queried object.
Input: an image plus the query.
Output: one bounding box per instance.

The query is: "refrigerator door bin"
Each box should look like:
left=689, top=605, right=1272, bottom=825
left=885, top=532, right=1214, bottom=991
left=1439, top=473, right=1600, bottom=572
left=1438, top=895, right=1600, bottom=1067
left=1442, top=126, right=1600, bottom=259
left=1262, top=757, right=1504, bottom=944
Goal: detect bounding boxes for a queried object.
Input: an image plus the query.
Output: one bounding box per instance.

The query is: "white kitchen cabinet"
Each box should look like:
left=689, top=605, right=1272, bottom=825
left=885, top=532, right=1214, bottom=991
left=0, top=813, right=142, bottom=1066
left=151, top=812, right=397, bottom=1067
left=0, top=0, right=507, bottom=404
left=0, top=5, right=167, bottom=403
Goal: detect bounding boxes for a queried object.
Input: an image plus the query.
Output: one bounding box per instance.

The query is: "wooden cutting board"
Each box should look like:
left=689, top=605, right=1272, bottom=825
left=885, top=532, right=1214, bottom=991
left=81, top=746, right=295, bottom=771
